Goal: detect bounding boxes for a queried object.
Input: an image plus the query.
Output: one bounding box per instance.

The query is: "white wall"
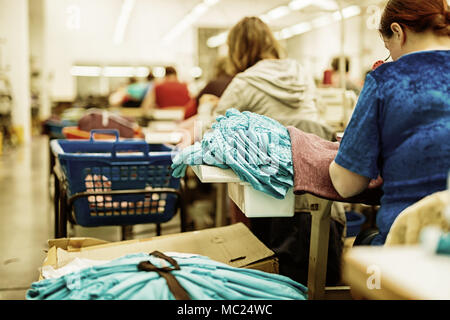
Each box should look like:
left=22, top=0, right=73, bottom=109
left=0, top=0, right=31, bottom=144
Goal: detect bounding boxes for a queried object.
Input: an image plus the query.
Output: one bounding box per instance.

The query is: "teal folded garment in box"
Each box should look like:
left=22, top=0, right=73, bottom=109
left=26, top=252, right=307, bottom=300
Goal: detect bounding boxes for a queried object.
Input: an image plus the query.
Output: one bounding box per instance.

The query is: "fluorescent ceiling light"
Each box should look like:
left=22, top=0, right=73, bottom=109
left=332, top=11, right=342, bottom=21
left=208, top=2, right=296, bottom=47
left=206, top=0, right=338, bottom=48
left=290, top=22, right=312, bottom=35
left=207, top=31, right=228, bottom=48
left=102, top=67, right=135, bottom=77
left=276, top=5, right=361, bottom=40
left=190, top=66, right=203, bottom=78
left=288, top=0, right=337, bottom=11
left=342, top=5, right=361, bottom=18
left=207, top=2, right=358, bottom=47
left=315, top=0, right=338, bottom=11
left=276, top=29, right=292, bottom=40
left=162, top=0, right=221, bottom=45
left=153, top=67, right=166, bottom=78
left=191, top=3, right=208, bottom=16
left=276, top=22, right=312, bottom=40
left=333, top=5, right=361, bottom=21
left=113, top=0, right=136, bottom=45
left=204, top=0, right=220, bottom=5
left=288, top=0, right=312, bottom=11
left=135, top=67, right=150, bottom=78
left=71, top=66, right=150, bottom=78
left=261, top=6, right=291, bottom=22
left=70, top=66, right=102, bottom=77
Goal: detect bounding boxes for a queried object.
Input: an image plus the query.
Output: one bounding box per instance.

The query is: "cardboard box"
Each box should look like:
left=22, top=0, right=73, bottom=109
left=41, top=223, right=278, bottom=280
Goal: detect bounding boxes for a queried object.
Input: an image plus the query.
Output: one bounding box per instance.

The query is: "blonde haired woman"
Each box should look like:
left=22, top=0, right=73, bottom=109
left=214, top=16, right=320, bottom=123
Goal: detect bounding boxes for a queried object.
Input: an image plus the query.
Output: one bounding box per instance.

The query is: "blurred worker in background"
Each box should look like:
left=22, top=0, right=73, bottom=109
left=195, top=56, right=235, bottom=108
left=322, top=56, right=361, bottom=95
left=329, top=0, right=450, bottom=245
left=109, top=72, right=154, bottom=108
left=177, top=56, right=235, bottom=143
left=182, top=56, right=235, bottom=126
left=141, top=66, right=193, bottom=115
left=123, top=72, right=155, bottom=108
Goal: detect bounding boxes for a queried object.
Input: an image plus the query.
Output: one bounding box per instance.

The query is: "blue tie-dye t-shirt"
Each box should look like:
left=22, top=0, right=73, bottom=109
left=335, top=50, right=450, bottom=245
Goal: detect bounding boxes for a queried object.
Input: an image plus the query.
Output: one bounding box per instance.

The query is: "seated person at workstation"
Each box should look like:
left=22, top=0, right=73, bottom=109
left=195, top=56, right=235, bottom=109
left=182, top=56, right=236, bottom=122
left=322, top=56, right=362, bottom=95
left=178, top=56, right=235, bottom=137
left=109, top=74, right=154, bottom=108
left=329, top=0, right=450, bottom=245
left=140, top=66, right=193, bottom=115
left=214, top=17, right=320, bottom=123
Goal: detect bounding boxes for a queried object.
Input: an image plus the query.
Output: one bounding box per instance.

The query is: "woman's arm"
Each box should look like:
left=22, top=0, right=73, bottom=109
left=330, top=73, right=382, bottom=198
left=329, top=160, right=370, bottom=198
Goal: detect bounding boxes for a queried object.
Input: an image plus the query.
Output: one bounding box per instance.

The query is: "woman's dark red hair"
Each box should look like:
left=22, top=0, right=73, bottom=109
left=379, top=0, right=450, bottom=37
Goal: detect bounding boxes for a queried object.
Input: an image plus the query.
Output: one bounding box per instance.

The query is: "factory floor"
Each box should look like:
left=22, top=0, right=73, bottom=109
left=0, top=135, right=184, bottom=300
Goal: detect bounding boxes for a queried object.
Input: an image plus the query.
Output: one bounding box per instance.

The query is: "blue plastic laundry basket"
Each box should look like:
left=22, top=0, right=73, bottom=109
left=50, top=130, right=181, bottom=227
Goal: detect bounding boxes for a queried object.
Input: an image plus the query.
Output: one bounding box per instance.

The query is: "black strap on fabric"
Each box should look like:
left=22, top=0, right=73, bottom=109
left=137, top=251, right=191, bottom=300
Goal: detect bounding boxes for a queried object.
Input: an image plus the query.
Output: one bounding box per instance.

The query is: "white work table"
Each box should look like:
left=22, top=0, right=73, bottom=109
left=343, top=245, right=450, bottom=300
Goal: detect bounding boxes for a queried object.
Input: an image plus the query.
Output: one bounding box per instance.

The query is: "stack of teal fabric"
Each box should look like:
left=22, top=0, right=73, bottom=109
left=172, top=109, right=293, bottom=199
left=26, top=252, right=307, bottom=300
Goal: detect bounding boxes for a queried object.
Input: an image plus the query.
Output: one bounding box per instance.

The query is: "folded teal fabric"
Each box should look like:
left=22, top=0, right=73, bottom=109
left=27, top=253, right=307, bottom=300
left=171, top=108, right=294, bottom=199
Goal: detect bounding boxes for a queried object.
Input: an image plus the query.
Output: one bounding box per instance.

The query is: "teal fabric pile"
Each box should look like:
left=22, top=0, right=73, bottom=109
left=26, top=253, right=307, bottom=300
left=171, top=108, right=294, bottom=199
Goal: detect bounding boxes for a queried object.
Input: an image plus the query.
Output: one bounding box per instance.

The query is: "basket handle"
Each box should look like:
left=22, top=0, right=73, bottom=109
left=112, top=141, right=150, bottom=158
left=89, top=129, right=120, bottom=142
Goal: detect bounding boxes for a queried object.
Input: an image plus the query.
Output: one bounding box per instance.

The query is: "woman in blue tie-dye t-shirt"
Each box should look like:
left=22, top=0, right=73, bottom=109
left=329, top=0, right=450, bottom=245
